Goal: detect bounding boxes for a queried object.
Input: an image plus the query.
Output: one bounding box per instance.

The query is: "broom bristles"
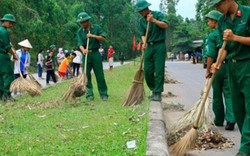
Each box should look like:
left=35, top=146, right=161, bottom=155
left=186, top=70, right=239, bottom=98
left=171, top=127, right=199, bottom=156
left=170, top=98, right=212, bottom=133
left=62, top=73, right=86, bottom=101
left=28, top=74, right=42, bottom=88
left=123, top=69, right=145, bottom=106
left=10, top=77, right=41, bottom=96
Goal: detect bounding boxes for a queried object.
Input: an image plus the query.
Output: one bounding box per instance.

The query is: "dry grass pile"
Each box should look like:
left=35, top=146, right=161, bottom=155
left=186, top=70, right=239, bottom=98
left=10, top=77, right=41, bottom=96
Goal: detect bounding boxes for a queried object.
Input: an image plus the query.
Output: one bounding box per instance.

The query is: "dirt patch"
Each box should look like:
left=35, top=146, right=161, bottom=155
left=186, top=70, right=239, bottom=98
left=24, top=100, right=61, bottom=109
left=162, top=91, right=177, bottom=98
left=162, top=102, right=184, bottom=111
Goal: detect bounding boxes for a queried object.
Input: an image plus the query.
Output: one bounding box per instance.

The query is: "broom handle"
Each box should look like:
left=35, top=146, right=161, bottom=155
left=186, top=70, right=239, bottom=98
left=193, top=41, right=227, bottom=128
left=84, top=30, right=90, bottom=75
left=11, top=46, right=24, bottom=79
left=139, top=22, right=150, bottom=70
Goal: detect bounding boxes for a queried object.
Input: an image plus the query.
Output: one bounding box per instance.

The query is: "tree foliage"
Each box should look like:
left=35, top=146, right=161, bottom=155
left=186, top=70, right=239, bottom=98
left=0, top=0, right=139, bottom=62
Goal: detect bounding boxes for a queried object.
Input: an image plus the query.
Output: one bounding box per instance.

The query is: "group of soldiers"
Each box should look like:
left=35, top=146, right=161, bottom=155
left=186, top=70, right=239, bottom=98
left=204, top=0, right=250, bottom=155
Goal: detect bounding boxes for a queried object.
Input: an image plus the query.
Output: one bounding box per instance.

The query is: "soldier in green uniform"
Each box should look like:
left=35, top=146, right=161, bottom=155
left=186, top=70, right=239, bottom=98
left=210, top=0, right=250, bottom=155
left=135, top=0, right=169, bottom=101
left=205, top=10, right=235, bottom=130
left=0, top=14, right=18, bottom=101
left=76, top=12, right=108, bottom=101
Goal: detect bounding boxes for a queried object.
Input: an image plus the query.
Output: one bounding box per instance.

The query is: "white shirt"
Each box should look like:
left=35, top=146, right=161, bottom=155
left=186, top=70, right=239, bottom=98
left=37, top=53, right=44, bottom=67
left=73, top=50, right=82, bottom=64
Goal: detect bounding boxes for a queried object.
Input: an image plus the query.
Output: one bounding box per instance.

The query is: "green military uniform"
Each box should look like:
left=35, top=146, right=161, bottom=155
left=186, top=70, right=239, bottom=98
left=138, top=10, right=168, bottom=99
left=0, top=14, right=15, bottom=100
left=77, top=20, right=108, bottom=100
left=205, top=28, right=235, bottom=126
left=217, top=4, right=250, bottom=154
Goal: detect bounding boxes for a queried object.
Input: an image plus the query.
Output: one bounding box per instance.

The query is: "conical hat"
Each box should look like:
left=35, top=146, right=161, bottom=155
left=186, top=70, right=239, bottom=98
left=18, top=39, right=33, bottom=49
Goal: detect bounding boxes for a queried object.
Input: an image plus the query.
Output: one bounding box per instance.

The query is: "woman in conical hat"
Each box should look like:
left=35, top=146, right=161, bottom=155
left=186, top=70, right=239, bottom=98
left=13, top=39, right=32, bottom=79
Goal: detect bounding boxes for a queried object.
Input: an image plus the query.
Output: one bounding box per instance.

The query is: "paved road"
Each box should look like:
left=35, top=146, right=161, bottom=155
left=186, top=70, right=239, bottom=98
left=163, top=61, right=240, bottom=156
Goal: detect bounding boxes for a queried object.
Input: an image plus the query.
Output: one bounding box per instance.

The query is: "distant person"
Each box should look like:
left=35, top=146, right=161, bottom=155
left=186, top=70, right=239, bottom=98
left=57, top=48, right=65, bottom=65
left=45, top=51, right=57, bottom=86
left=184, top=53, right=189, bottom=61
left=37, top=49, right=44, bottom=79
left=135, top=0, right=169, bottom=101
left=14, top=39, right=32, bottom=79
left=98, top=45, right=105, bottom=61
left=49, top=45, right=57, bottom=70
left=107, top=45, right=115, bottom=71
left=119, top=52, right=125, bottom=65
left=195, top=51, right=200, bottom=63
left=0, top=13, right=18, bottom=101
left=170, top=53, right=174, bottom=62
left=72, top=49, right=82, bottom=76
left=76, top=12, right=108, bottom=101
left=58, top=53, right=72, bottom=81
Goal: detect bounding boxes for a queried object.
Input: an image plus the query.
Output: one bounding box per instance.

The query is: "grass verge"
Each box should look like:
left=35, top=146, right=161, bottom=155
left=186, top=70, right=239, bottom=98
left=0, top=63, right=150, bottom=155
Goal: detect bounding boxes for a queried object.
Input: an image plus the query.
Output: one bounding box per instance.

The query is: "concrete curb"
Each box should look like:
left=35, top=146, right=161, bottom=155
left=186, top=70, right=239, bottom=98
left=146, top=101, right=169, bottom=156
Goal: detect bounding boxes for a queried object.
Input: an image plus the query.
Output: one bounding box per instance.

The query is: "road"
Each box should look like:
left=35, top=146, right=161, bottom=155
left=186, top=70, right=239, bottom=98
left=163, top=61, right=240, bottom=156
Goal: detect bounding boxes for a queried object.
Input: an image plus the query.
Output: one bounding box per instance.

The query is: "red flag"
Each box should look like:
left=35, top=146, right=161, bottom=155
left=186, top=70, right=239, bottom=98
left=132, top=35, right=136, bottom=51
left=137, top=41, right=141, bottom=51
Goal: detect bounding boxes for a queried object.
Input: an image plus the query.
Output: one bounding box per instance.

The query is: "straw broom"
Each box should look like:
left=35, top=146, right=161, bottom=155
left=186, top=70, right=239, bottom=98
left=170, top=79, right=213, bottom=134
left=171, top=41, right=227, bottom=156
left=28, top=73, right=42, bottom=89
left=122, top=22, right=150, bottom=106
left=10, top=61, right=41, bottom=97
left=62, top=31, right=89, bottom=101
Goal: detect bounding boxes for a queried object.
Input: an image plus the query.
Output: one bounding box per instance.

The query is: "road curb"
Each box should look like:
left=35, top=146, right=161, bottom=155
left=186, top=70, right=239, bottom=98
left=146, top=101, right=169, bottom=156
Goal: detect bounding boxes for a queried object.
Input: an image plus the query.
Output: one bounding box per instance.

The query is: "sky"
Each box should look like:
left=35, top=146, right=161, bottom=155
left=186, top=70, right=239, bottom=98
left=146, top=0, right=197, bottom=19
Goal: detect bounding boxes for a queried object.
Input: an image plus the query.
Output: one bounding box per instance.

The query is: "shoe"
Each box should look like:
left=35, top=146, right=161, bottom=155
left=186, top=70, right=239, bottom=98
left=236, top=152, right=250, bottom=156
left=148, top=94, right=154, bottom=100
left=86, top=96, right=94, bottom=102
left=225, top=122, right=235, bottom=131
left=151, top=94, right=162, bottom=101
left=101, top=95, right=108, bottom=101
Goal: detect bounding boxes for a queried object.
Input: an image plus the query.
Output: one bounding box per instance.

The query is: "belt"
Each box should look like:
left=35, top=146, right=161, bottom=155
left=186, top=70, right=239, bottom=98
left=230, top=58, right=250, bottom=63
left=148, top=40, right=165, bottom=45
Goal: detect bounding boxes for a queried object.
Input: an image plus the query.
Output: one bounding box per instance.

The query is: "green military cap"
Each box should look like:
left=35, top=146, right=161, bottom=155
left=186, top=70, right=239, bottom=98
left=77, top=12, right=91, bottom=23
left=135, top=0, right=151, bottom=12
left=205, top=10, right=222, bottom=21
left=208, top=0, right=222, bottom=7
left=49, top=44, right=56, bottom=49
left=1, top=13, right=16, bottom=23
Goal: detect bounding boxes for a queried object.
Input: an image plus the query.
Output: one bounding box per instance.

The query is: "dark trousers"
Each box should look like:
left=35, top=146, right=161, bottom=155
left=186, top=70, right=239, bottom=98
left=38, top=64, right=43, bottom=77
left=46, top=70, right=57, bottom=84
left=15, top=71, right=27, bottom=79
left=72, top=63, right=80, bottom=76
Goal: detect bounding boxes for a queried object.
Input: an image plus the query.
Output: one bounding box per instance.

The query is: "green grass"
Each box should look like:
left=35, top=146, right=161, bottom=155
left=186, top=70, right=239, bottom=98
left=0, top=63, right=150, bottom=156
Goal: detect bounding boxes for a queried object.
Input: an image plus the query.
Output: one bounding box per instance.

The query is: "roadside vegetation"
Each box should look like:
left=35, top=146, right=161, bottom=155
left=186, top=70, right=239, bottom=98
left=0, top=63, right=150, bottom=155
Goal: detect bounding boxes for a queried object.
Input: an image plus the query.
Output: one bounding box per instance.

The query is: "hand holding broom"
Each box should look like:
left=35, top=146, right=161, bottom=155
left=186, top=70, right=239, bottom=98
left=171, top=41, right=227, bottom=156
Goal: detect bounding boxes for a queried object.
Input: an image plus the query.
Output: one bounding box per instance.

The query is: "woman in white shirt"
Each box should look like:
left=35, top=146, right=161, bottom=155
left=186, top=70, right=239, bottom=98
left=72, top=49, right=82, bottom=76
